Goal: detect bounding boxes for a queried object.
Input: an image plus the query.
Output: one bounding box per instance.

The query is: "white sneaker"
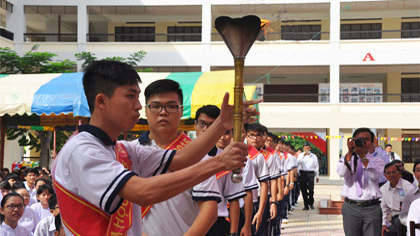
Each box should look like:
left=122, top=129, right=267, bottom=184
left=288, top=211, right=294, bottom=215
left=282, top=219, right=288, bottom=224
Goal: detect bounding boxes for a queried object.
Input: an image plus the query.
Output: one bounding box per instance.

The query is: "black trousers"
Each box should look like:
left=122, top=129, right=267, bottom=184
left=207, top=217, right=230, bottom=236
left=299, top=170, right=315, bottom=208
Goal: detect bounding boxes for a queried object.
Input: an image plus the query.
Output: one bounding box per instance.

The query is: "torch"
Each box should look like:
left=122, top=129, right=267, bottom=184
left=215, top=15, right=263, bottom=183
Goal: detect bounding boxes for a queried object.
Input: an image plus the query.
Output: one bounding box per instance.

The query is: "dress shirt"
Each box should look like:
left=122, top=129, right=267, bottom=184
left=337, top=152, right=385, bottom=200
left=407, top=198, right=420, bottom=236
left=380, top=178, right=416, bottom=226
left=400, top=185, right=420, bottom=226
left=373, top=147, right=390, bottom=184
left=387, top=152, right=401, bottom=162
left=297, top=152, right=319, bottom=178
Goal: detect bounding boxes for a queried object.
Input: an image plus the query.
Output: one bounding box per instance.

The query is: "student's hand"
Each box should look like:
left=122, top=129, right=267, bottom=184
left=316, top=178, right=319, bottom=183
left=219, top=93, right=262, bottom=130
left=218, top=141, right=248, bottom=171
left=240, top=226, right=251, bottom=236
left=277, top=193, right=284, bottom=201
left=270, top=203, right=277, bottom=219
left=284, top=186, right=289, bottom=195
left=381, top=225, right=389, bottom=236
left=289, top=183, right=294, bottom=190
left=252, top=211, right=263, bottom=231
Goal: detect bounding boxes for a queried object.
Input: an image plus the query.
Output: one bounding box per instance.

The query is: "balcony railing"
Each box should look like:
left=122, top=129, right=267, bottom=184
left=22, top=29, right=420, bottom=43
left=262, top=93, right=420, bottom=103
left=24, top=33, right=77, bottom=42
left=0, top=28, right=13, bottom=41
left=87, top=33, right=201, bottom=42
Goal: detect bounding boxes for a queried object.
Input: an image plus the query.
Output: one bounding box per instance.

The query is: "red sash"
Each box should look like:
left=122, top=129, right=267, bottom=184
left=216, top=170, right=230, bottom=180
left=53, top=142, right=133, bottom=235
left=141, top=133, right=191, bottom=218
left=248, top=145, right=260, bottom=161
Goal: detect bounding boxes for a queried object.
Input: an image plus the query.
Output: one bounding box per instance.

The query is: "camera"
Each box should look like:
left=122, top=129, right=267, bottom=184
left=353, top=138, right=365, bottom=147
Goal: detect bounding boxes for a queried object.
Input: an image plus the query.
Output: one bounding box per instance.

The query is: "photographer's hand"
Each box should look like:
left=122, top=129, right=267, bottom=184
left=345, top=138, right=354, bottom=162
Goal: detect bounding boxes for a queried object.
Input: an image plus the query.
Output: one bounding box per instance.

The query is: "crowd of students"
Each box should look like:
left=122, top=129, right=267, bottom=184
left=0, top=167, right=64, bottom=235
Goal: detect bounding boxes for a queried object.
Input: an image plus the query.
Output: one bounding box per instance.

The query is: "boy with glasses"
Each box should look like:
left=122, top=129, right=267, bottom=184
left=139, top=79, right=221, bottom=236
left=53, top=61, right=259, bottom=235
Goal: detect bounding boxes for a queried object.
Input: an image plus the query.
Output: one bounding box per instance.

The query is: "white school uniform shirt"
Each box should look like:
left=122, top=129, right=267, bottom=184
left=138, top=132, right=221, bottom=235
left=297, top=152, right=320, bottom=178
left=265, top=151, right=281, bottom=180
left=380, top=178, right=416, bottom=226
left=400, top=186, right=420, bottom=226
left=387, top=152, right=401, bottom=162
left=0, top=222, right=31, bottom=235
left=30, top=202, right=52, bottom=222
left=53, top=125, right=176, bottom=236
left=407, top=198, right=420, bottom=236
left=19, top=206, right=38, bottom=233
left=213, top=147, right=246, bottom=217
left=33, top=215, right=55, bottom=236
left=250, top=151, right=270, bottom=202
left=373, top=146, right=391, bottom=184
left=239, top=156, right=259, bottom=208
left=24, top=181, right=37, bottom=200
left=28, top=197, right=37, bottom=207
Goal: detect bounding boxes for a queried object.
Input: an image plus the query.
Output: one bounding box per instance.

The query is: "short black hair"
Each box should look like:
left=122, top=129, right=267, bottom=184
left=195, top=105, right=220, bottom=120
left=391, top=159, right=404, bottom=167
left=385, top=144, right=392, bottom=148
left=384, top=162, right=398, bottom=173
left=83, top=60, right=141, bottom=113
left=353, top=128, right=374, bottom=142
left=24, top=168, right=39, bottom=177
left=303, top=142, right=311, bottom=147
left=245, top=123, right=266, bottom=134
left=0, top=181, right=11, bottom=190
left=5, top=173, right=19, bottom=181
left=144, top=79, right=183, bottom=105
left=413, top=159, right=420, bottom=172
left=48, top=194, right=58, bottom=209
left=37, top=184, right=54, bottom=196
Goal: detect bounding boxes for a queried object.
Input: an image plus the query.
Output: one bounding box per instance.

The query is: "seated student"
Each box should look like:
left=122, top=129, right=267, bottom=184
left=0, top=192, right=31, bottom=234
left=30, top=184, right=53, bottom=222
left=0, top=181, right=12, bottom=203
left=4, top=173, right=19, bottom=188
left=13, top=182, right=39, bottom=233
left=54, top=213, right=65, bottom=236
left=34, top=194, right=59, bottom=236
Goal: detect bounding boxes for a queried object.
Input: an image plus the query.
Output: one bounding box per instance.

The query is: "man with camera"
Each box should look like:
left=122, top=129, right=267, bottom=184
left=337, top=128, right=385, bottom=236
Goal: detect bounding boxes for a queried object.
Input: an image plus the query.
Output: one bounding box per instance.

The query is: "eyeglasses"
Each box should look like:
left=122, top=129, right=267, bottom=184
left=247, top=133, right=263, bottom=139
left=5, top=204, right=24, bottom=210
left=146, top=104, right=183, bottom=113
left=385, top=170, right=398, bottom=175
left=196, top=120, right=213, bottom=129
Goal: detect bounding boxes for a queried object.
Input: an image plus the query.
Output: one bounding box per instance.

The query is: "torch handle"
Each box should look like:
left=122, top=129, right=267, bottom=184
left=231, top=58, right=245, bottom=183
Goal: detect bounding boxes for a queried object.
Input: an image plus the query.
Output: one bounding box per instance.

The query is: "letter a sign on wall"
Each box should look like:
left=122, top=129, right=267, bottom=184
left=362, top=53, right=375, bottom=61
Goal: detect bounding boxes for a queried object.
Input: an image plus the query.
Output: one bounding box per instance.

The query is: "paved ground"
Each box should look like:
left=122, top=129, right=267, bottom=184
left=281, top=182, right=345, bottom=236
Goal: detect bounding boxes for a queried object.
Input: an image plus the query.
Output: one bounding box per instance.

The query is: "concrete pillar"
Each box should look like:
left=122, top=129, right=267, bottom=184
left=201, top=1, right=211, bottom=72
left=77, top=4, right=87, bottom=71
left=7, top=2, right=25, bottom=55
left=328, top=125, right=341, bottom=180
left=387, top=72, right=401, bottom=102
left=329, top=0, right=340, bottom=104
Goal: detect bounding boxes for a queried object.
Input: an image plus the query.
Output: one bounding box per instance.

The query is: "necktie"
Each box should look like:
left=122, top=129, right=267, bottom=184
left=355, top=159, right=363, bottom=197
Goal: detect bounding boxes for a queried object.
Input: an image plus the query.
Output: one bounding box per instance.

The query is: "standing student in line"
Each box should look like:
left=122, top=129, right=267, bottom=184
left=52, top=60, right=259, bottom=235
left=193, top=105, right=246, bottom=236
left=139, top=80, right=221, bottom=235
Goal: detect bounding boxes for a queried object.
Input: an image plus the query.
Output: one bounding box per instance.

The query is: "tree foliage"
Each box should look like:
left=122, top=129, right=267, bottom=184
left=0, top=47, right=76, bottom=74
left=75, top=50, right=147, bottom=70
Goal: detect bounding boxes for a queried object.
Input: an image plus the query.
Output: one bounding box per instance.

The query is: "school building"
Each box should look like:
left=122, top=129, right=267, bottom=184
left=1, top=0, right=420, bottom=179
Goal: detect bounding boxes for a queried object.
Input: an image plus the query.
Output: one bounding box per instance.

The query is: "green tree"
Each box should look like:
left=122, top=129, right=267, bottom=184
left=1, top=46, right=77, bottom=168
left=75, top=50, right=147, bottom=70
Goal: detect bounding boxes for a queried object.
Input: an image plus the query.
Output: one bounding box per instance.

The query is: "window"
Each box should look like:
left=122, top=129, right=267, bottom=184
left=402, top=133, right=420, bottom=163
left=401, top=78, right=420, bottom=102
left=281, top=25, right=321, bottom=40
left=115, top=27, right=155, bottom=42
left=341, top=23, right=382, bottom=39
left=167, top=26, right=201, bottom=42
left=402, top=22, right=420, bottom=38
